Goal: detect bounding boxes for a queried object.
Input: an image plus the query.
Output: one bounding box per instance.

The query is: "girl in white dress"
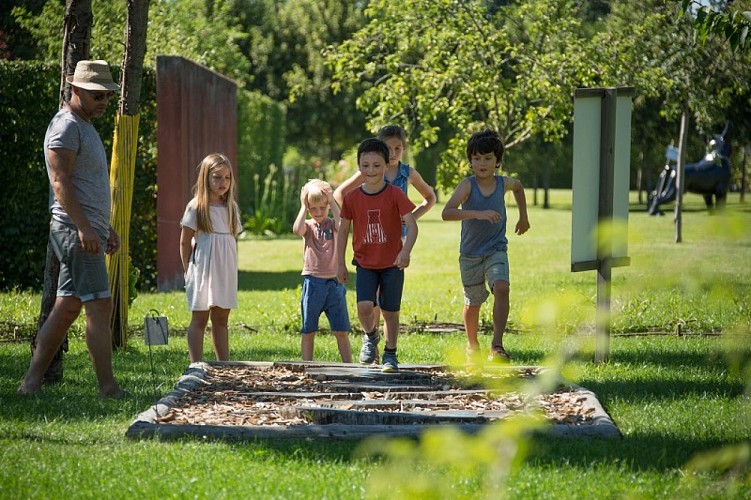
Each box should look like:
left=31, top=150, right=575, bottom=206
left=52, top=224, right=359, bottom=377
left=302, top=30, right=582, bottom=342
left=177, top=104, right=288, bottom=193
left=180, top=153, right=242, bottom=362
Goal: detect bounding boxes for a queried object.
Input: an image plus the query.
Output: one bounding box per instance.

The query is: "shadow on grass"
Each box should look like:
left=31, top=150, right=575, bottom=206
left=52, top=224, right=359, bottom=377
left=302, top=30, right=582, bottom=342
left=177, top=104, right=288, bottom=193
left=238, top=270, right=355, bottom=291
left=238, top=270, right=300, bottom=291
left=529, top=432, right=735, bottom=471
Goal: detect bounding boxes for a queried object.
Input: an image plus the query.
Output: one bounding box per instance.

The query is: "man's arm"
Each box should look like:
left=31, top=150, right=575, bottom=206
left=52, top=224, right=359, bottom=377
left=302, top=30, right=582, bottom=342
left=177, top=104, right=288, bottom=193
left=47, top=148, right=101, bottom=254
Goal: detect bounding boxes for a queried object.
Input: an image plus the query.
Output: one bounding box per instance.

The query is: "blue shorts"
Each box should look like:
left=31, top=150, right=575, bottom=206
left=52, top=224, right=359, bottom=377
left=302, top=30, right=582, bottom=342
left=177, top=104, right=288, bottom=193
left=49, top=219, right=111, bottom=303
left=354, top=265, right=404, bottom=312
left=301, top=276, right=351, bottom=334
left=459, top=250, right=509, bottom=306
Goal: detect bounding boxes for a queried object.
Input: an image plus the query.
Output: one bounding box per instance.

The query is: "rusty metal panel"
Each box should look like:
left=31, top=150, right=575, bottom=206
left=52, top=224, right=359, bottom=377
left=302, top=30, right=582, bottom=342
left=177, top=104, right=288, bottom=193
left=156, top=56, right=237, bottom=290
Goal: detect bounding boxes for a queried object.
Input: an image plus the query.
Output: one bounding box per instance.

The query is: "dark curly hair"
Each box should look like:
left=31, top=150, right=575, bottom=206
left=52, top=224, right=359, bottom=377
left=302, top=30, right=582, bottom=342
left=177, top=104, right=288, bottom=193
left=466, top=129, right=504, bottom=167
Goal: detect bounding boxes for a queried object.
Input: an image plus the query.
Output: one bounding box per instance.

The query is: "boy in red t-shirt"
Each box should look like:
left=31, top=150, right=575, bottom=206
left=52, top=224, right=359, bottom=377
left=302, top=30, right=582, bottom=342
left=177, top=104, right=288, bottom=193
left=337, top=138, right=418, bottom=372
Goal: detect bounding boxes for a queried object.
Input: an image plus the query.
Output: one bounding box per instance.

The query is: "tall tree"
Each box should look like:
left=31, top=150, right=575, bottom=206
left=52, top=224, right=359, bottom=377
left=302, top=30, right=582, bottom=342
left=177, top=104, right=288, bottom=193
left=329, top=0, right=597, bottom=190
left=13, top=0, right=249, bottom=82
left=235, top=0, right=368, bottom=161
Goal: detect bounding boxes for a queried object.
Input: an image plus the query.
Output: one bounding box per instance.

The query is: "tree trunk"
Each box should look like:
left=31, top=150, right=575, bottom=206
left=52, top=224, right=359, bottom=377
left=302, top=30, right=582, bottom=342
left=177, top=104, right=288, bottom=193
left=33, top=0, right=92, bottom=384
left=674, top=111, right=689, bottom=243
left=109, top=0, right=150, bottom=347
left=60, top=0, right=92, bottom=106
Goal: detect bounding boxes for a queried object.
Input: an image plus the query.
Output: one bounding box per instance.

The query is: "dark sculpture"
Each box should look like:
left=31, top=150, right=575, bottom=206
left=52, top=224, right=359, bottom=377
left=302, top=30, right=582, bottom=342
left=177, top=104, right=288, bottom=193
left=648, top=122, right=731, bottom=215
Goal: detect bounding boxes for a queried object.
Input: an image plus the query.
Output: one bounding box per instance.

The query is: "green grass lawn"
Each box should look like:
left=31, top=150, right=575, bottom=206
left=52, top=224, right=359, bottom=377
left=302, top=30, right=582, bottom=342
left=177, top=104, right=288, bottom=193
left=0, top=190, right=749, bottom=498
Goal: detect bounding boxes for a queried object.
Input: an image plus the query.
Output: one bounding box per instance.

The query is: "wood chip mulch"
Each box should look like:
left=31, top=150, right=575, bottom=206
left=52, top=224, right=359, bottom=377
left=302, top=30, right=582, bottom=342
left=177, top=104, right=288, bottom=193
left=151, top=364, right=597, bottom=428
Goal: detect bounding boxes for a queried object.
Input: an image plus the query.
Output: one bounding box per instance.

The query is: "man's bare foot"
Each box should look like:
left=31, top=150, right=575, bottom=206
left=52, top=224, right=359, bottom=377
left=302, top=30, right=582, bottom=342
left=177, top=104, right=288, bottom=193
left=99, top=385, right=124, bottom=399
left=17, top=382, right=42, bottom=395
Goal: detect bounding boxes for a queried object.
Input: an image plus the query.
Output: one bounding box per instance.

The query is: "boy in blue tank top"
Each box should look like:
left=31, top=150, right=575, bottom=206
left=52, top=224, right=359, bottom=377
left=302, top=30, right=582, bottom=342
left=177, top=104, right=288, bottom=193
left=442, top=129, right=530, bottom=363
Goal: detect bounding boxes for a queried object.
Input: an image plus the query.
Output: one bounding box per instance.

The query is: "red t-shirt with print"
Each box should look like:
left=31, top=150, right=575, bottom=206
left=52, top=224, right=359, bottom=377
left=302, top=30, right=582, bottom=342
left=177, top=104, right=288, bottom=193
left=340, top=184, right=415, bottom=269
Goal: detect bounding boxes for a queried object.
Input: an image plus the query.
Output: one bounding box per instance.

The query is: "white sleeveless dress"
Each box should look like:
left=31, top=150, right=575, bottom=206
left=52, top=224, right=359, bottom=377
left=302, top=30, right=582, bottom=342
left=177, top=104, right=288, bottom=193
left=181, top=203, right=240, bottom=311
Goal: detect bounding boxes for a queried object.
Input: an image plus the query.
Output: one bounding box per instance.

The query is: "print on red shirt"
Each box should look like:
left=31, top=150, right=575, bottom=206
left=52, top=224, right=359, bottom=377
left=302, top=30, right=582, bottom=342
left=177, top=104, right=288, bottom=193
left=365, top=209, right=387, bottom=244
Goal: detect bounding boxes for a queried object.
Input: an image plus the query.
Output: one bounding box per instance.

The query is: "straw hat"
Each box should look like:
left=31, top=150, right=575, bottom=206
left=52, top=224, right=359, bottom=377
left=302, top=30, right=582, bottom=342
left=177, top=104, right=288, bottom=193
left=66, top=60, right=120, bottom=91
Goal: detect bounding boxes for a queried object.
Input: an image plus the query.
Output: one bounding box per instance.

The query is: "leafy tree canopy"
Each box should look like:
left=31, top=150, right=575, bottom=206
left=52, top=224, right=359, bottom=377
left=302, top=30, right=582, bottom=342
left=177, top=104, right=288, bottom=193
left=233, top=0, right=369, bottom=160
left=683, top=0, right=751, bottom=52
left=595, top=0, right=750, bottom=135
left=329, top=0, right=604, bottom=189
left=12, top=0, right=250, bottom=83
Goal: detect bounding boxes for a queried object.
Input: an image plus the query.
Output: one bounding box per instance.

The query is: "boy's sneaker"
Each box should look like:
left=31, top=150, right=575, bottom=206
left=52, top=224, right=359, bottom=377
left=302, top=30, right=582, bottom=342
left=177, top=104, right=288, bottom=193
left=381, top=351, right=399, bottom=373
left=487, top=345, right=511, bottom=363
left=359, top=331, right=380, bottom=364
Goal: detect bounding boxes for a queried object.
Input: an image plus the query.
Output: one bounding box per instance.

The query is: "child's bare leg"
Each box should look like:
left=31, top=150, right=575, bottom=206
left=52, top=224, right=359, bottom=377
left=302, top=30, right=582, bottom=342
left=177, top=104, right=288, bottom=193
left=301, top=332, right=315, bottom=361
left=187, top=310, right=210, bottom=363
left=357, top=301, right=377, bottom=333
left=372, top=305, right=382, bottom=331
left=491, top=280, right=510, bottom=351
left=463, top=304, right=481, bottom=350
left=332, top=330, right=352, bottom=363
left=209, top=307, right=230, bottom=361
left=381, top=310, right=399, bottom=350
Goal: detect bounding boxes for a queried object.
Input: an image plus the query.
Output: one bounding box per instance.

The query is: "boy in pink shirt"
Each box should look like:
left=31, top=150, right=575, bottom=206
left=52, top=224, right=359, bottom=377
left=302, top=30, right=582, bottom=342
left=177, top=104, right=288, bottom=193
left=293, top=179, right=352, bottom=362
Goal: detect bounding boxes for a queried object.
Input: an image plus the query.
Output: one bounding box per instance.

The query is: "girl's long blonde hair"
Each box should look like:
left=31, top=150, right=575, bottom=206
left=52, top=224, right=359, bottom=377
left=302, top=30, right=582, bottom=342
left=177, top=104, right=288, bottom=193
left=192, top=153, right=240, bottom=235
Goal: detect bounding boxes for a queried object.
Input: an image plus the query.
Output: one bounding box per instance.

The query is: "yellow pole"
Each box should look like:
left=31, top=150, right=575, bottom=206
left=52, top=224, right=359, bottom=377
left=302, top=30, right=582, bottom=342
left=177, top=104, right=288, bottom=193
left=107, top=113, right=140, bottom=347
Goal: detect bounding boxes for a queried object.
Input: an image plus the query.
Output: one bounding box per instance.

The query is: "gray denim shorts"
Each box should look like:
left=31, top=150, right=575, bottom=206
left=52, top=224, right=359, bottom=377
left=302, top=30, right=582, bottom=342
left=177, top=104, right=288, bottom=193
left=49, top=220, right=111, bottom=302
left=459, top=250, right=509, bottom=306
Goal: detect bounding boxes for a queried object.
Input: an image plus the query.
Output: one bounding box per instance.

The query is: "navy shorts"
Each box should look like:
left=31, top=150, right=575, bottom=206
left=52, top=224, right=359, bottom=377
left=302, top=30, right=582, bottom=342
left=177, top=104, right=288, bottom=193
left=354, top=265, right=404, bottom=312
left=301, top=276, right=351, bottom=334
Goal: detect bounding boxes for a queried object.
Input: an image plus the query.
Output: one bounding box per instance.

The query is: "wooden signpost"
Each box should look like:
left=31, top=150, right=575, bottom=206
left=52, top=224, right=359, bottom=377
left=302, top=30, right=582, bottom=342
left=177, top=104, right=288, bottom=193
left=571, top=87, right=634, bottom=363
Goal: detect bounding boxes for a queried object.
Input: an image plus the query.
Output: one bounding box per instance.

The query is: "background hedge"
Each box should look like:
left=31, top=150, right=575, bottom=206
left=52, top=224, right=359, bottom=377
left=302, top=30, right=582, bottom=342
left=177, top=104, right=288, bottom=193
left=0, top=60, right=158, bottom=291
left=0, top=60, right=286, bottom=292
left=237, top=89, right=286, bottom=215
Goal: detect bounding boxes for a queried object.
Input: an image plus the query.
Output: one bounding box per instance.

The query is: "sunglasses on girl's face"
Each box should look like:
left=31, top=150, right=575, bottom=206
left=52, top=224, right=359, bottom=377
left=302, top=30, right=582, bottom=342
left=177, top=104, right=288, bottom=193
left=85, top=90, right=115, bottom=101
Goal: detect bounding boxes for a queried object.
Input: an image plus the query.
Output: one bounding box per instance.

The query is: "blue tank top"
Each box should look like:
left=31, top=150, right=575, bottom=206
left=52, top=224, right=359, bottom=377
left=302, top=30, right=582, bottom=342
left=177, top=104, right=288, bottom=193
left=460, top=175, right=507, bottom=257
left=386, top=162, right=411, bottom=237
left=385, top=162, right=410, bottom=194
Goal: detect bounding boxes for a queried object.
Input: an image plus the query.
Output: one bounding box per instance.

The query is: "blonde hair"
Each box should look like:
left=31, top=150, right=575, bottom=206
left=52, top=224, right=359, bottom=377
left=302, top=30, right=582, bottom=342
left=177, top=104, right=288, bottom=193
left=193, top=153, right=240, bottom=235
left=302, top=178, right=331, bottom=205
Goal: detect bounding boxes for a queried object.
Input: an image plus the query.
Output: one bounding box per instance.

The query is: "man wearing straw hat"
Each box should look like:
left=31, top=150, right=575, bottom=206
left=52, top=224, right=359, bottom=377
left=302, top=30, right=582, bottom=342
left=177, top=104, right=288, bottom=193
left=18, top=60, right=123, bottom=398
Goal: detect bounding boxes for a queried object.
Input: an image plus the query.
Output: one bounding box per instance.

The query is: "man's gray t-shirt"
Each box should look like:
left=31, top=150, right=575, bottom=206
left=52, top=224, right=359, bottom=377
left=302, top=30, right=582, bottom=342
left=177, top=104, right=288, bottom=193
left=44, top=108, right=111, bottom=239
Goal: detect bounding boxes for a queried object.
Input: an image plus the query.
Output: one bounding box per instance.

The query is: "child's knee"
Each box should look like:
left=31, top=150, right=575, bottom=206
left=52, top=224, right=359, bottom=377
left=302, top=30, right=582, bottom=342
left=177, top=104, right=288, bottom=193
left=357, top=301, right=375, bottom=316
left=190, top=313, right=210, bottom=329
left=332, top=330, right=349, bottom=341
left=492, top=280, right=509, bottom=297
left=463, top=283, right=489, bottom=306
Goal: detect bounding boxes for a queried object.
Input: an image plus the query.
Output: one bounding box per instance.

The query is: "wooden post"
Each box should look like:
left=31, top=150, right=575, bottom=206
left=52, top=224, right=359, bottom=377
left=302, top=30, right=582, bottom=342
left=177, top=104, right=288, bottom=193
left=595, top=89, right=616, bottom=364
left=674, top=112, right=689, bottom=243
left=741, top=146, right=748, bottom=203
